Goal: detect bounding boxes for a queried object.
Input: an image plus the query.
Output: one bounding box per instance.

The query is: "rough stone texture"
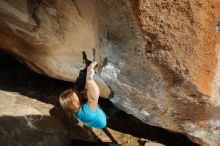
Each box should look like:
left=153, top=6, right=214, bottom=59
left=0, top=90, right=68, bottom=146
left=136, top=1, right=220, bottom=145
left=0, top=0, right=220, bottom=145
left=145, top=142, right=165, bottom=146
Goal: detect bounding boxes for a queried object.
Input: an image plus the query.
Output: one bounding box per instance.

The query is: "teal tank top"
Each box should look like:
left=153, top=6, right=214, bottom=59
left=75, top=103, right=107, bottom=129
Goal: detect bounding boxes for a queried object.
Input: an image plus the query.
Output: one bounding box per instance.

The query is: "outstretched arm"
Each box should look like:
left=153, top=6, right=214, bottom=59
left=86, top=62, right=100, bottom=110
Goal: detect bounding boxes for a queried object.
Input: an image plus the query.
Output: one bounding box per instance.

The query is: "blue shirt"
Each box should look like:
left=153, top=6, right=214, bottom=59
left=75, top=103, right=107, bottom=129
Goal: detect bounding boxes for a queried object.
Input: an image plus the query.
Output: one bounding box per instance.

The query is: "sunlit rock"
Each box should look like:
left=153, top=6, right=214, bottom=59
left=0, top=0, right=220, bottom=145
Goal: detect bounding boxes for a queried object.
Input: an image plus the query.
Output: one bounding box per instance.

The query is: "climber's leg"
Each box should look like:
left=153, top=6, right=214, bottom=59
left=74, top=51, right=92, bottom=92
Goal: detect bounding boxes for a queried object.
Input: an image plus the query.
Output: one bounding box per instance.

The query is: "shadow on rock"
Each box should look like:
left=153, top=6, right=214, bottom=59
left=0, top=115, right=68, bottom=146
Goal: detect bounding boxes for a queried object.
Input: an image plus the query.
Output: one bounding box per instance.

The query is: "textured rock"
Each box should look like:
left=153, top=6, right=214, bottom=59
left=0, top=0, right=220, bottom=145
left=0, top=90, right=68, bottom=146
left=145, top=142, right=165, bottom=146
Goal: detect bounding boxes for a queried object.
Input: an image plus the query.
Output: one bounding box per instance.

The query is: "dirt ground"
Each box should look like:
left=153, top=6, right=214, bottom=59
left=0, top=51, right=199, bottom=146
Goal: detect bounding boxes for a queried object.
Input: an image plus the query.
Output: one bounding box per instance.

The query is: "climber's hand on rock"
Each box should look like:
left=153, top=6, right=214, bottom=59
left=87, top=61, right=97, bottom=80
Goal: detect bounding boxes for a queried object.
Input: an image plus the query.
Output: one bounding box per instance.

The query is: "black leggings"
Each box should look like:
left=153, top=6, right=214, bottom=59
left=74, top=68, right=87, bottom=92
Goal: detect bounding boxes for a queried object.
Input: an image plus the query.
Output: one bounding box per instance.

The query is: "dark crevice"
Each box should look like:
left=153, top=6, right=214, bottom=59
left=215, top=22, right=220, bottom=32
left=128, top=0, right=142, bottom=28
left=27, top=0, right=42, bottom=31
left=72, top=0, right=82, bottom=17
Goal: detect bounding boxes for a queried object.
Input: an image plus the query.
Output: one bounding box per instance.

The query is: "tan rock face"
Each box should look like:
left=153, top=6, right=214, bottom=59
left=0, top=90, right=68, bottom=146
left=0, top=0, right=220, bottom=145
left=138, top=0, right=220, bottom=96
left=0, top=0, right=111, bottom=97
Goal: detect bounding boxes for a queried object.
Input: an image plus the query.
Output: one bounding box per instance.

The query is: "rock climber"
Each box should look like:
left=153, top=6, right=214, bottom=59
left=59, top=51, right=107, bottom=129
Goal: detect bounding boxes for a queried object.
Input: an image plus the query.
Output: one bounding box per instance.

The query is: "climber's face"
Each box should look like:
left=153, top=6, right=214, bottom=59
left=69, top=92, right=81, bottom=112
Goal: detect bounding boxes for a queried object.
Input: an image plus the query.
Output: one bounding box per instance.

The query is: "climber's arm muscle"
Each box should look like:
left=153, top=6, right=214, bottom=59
left=86, top=62, right=99, bottom=110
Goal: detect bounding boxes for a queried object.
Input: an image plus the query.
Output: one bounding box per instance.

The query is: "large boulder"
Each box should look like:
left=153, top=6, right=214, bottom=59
left=0, top=0, right=219, bottom=145
left=0, top=90, right=68, bottom=146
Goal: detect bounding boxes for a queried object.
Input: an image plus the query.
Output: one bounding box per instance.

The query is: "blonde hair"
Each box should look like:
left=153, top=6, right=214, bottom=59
left=59, top=89, right=79, bottom=112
